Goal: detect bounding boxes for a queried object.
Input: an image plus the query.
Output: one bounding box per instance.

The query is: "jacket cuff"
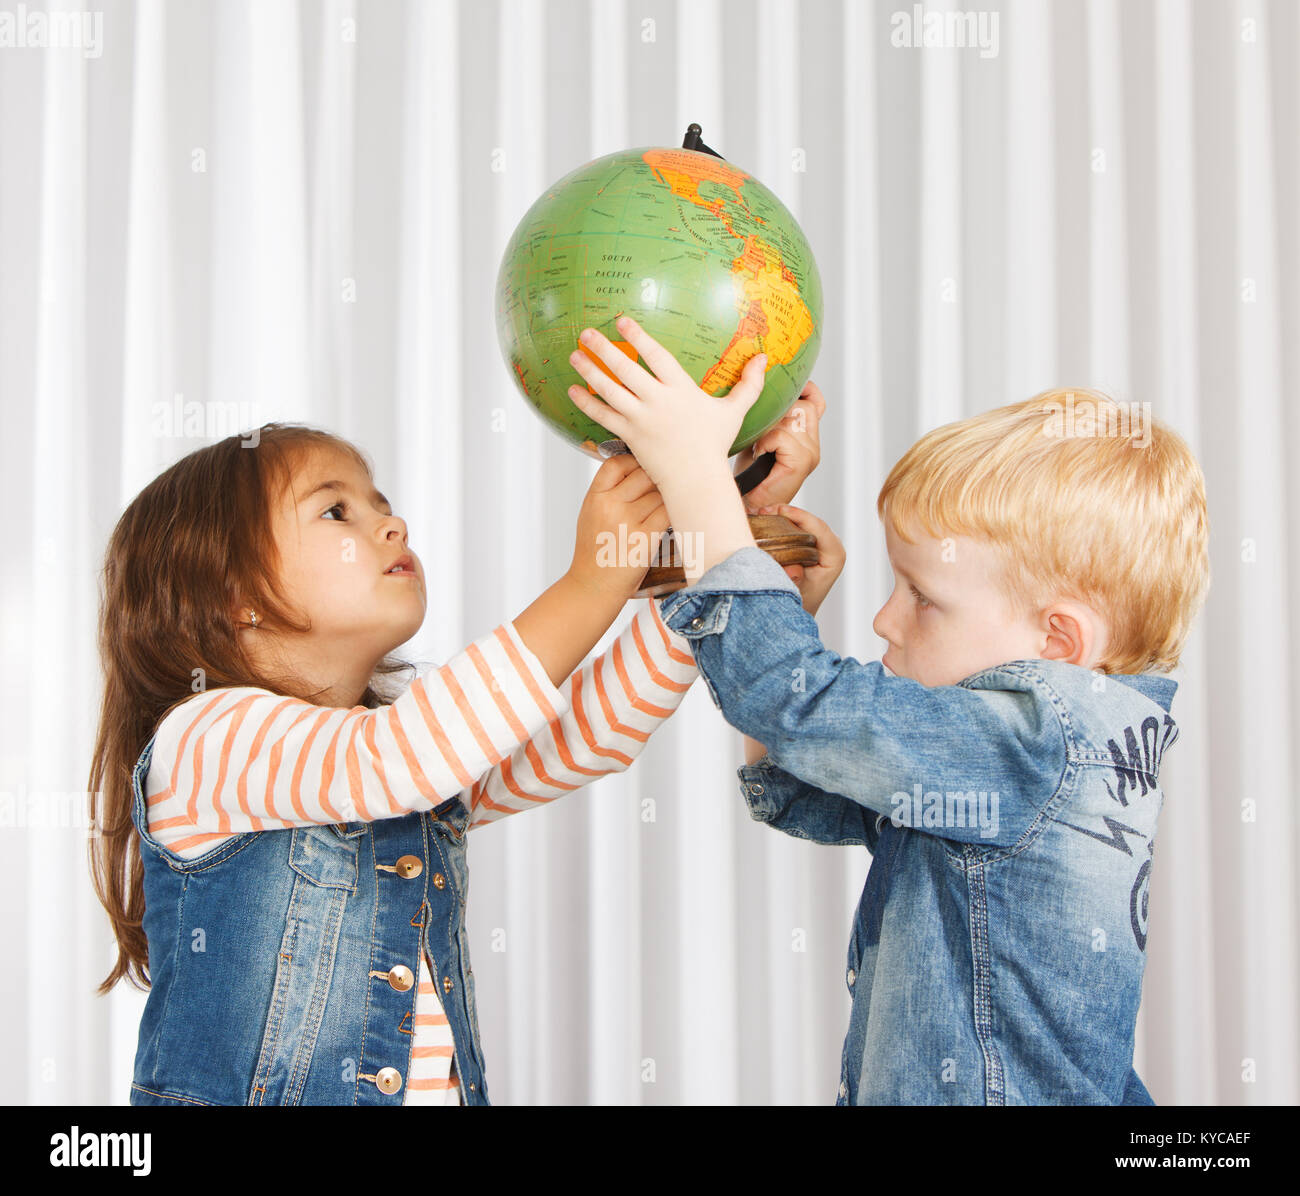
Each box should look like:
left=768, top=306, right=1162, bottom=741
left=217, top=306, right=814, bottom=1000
left=656, top=546, right=802, bottom=638
left=737, top=755, right=789, bottom=822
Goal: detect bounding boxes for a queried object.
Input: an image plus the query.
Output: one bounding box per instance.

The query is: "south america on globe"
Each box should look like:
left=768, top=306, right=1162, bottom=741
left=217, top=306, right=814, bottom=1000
left=495, top=146, right=823, bottom=460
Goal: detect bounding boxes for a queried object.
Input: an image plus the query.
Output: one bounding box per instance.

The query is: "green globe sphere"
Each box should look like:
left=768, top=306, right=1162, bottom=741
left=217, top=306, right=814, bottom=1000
left=495, top=146, right=823, bottom=460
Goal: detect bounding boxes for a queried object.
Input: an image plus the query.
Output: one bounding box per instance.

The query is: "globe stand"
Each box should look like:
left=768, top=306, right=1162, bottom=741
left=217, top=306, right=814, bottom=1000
left=632, top=450, right=820, bottom=598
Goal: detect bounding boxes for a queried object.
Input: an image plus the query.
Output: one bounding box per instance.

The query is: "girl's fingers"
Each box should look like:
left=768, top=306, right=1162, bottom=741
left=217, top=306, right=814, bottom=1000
left=588, top=450, right=639, bottom=491
left=750, top=426, right=812, bottom=464
left=597, top=450, right=637, bottom=476
left=765, top=502, right=818, bottom=533
left=608, top=463, right=658, bottom=502
left=787, top=503, right=821, bottom=527
left=782, top=406, right=820, bottom=445
left=767, top=403, right=821, bottom=451
left=763, top=386, right=825, bottom=450
left=771, top=504, right=845, bottom=566
left=629, top=492, right=669, bottom=529
left=742, top=464, right=797, bottom=512
left=796, top=379, right=827, bottom=420
left=574, top=326, right=659, bottom=397
left=612, top=316, right=696, bottom=388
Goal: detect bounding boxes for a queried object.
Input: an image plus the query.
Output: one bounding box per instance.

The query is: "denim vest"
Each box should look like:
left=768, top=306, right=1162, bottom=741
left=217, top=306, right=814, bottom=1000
left=659, top=546, right=1181, bottom=1105
left=126, top=733, right=490, bottom=1106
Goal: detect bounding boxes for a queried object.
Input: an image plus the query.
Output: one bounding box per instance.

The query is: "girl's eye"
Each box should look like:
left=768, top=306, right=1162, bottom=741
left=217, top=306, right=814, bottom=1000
left=323, top=502, right=346, bottom=520
left=910, top=584, right=932, bottom=609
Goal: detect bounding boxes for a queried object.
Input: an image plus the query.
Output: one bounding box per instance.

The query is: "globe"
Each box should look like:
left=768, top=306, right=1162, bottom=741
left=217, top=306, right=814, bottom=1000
left=495, top=146, right=823, bottom=461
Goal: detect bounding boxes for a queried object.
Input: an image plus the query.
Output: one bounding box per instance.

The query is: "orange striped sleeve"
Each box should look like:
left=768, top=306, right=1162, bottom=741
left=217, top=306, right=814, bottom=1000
left=469, top=598, right=699, bottom=828
left=143, top=620, right=569, bottom=860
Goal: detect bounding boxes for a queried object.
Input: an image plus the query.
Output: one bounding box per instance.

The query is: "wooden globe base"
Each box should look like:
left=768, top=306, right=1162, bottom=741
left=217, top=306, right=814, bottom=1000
left=632, top=513, right=820, bottom=599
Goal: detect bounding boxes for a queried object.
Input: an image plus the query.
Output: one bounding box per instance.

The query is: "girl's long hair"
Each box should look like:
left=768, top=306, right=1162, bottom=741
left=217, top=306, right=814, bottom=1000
left=87, top=423, right=414, bottom=994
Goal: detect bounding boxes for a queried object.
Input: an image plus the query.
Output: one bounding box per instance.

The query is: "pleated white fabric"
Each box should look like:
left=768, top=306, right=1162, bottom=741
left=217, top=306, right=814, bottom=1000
left=0, top=0, right=1296, bottom=1105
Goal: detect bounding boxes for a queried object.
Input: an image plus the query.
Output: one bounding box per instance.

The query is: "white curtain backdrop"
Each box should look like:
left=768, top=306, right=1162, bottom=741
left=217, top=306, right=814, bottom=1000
left=1, top=0, right=1296, bottom=1105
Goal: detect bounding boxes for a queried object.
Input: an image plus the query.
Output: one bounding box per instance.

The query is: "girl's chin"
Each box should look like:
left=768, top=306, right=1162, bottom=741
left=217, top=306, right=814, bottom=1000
left=383, top=603, right=426, bottom=642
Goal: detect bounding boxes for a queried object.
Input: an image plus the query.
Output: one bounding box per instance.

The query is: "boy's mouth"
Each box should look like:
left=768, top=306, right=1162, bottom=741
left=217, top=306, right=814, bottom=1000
left=384, top=553, right=415, bottom=575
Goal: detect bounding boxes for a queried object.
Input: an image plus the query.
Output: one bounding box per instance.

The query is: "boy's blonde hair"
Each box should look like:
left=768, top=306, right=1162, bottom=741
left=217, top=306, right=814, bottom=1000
left=876, top=389, right=1210, bottom=675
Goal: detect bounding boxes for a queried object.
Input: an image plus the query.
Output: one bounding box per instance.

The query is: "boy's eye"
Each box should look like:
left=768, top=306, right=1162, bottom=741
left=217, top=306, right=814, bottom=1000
left=910, top=584, right=932, bottom=609
left=322, top=502, right=346, bottom=520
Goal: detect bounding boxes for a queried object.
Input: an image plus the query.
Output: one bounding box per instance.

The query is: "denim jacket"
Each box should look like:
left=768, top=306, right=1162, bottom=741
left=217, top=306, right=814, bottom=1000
left=127, top=733, right=491, bottom=1106
left=657, top=546, right=1179, bottom=1105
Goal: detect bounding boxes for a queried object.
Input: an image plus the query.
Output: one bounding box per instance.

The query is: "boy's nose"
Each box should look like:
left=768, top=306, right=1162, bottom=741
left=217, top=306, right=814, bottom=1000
left=871, top=603, right=892, bottom=644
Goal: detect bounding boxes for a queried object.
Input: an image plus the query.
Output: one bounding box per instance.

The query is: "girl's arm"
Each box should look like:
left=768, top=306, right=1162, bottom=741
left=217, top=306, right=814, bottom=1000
left=147, top=601, right=699, bottom=853
left=510, top=564, right=627, bottom=688
left=145, top=617, right=572, bottom=856
left=147, top=455, right=672, bottom=856
left=467, top=597, right=696, bottom=829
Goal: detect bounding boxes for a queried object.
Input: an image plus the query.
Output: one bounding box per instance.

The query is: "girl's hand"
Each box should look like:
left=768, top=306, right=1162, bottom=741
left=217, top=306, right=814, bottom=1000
left=756, top=502, right=846, bottom=617
left=733, top=380, right=826, bottom=514
left=566, top=316, right=767, bottom=495
left=568, top=453, right=670, bottom=601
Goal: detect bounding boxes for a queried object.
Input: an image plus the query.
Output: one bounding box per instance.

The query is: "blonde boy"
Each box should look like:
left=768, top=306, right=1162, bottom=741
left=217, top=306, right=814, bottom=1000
left=566, top=318, right=1209, bottom=1104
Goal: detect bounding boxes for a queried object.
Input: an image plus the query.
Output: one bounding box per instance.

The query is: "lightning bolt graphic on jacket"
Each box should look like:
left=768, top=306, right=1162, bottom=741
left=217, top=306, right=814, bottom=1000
left=1058, top=815, right=1146, bottom=857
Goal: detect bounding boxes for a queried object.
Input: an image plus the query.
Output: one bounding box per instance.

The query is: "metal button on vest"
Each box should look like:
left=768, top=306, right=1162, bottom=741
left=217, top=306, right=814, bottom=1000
left=376, top=1067, right=403, bottom=1095
left=388, top=965, right=414, bottom=992
left=691, top=617, right=703, bottom=628
left=396, top=854, right=423, bottom=879
left=442, top=976, right=453, bottom=994
left=839, top=1080, right=848, bottom=1099
left=432, top=872, right=446, bottom=890
left=750, top=783, right=764, bottom=796
left=847, top=968, right=856, bottom=987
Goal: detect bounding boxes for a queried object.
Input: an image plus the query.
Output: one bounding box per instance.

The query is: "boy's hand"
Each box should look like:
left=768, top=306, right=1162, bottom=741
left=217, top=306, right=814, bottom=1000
left=567, top=453, right=670, bottom=601
left=755, top=503, right=845, bottom=617
left=733, top=380, right=826, bottom=513
left=566, top=316, right=767, bottom=495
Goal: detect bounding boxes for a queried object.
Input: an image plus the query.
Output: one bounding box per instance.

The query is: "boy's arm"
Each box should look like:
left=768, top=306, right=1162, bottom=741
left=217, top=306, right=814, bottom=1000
left=743, top=732, right=768, bottom=766
left=468, top=598, right=697, bottom=828
left=657, top=546, right=1068, bottom=848
left=737, top=753, right=880, bottom=849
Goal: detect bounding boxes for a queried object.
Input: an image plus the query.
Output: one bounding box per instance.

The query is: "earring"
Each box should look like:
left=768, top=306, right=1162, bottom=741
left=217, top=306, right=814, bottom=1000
left=247, top=610, right=259, bottom=628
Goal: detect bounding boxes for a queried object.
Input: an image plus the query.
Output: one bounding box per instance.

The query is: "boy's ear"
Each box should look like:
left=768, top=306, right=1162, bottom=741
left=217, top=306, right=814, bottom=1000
left=1038, top=602, right=1106, bottom=668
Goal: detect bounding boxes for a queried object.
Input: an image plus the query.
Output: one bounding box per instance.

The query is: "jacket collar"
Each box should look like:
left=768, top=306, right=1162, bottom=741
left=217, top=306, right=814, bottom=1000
left=1108, top=672, right=1178, bottom=712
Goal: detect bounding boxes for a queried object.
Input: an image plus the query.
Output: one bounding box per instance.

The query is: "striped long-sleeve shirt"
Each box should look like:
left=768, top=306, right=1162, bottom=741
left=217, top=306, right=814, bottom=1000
left=143, top=598, right=698, bottom=1105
